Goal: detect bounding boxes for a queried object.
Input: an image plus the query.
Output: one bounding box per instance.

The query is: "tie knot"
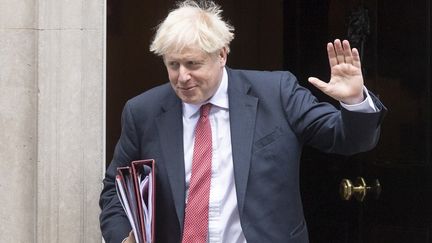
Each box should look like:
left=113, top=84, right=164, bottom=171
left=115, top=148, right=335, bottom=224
left=200, top=103, right=212, bottom=118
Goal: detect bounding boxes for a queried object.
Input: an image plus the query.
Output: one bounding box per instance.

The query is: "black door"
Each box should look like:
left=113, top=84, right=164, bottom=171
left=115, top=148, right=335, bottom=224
left=284, top=0, right=432, bottom=242
left=107, top=1, right=431, bottom=242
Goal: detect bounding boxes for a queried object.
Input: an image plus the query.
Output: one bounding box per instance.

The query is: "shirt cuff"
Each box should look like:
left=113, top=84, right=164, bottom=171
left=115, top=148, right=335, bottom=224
left=340, top=86, right=377, bottom=113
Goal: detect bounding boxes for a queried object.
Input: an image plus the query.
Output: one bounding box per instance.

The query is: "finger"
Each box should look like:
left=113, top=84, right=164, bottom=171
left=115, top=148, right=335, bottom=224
left=327, top=42, right=338, bottom=68
left=334, top=39, right=345, bottom=64
left=352, top=47, right=362, bottom=69
left=128, top=231, right=136, bottom=243
left=308, top=77, right=329, bottom=92
left=342, top=40, right=353, bottom=65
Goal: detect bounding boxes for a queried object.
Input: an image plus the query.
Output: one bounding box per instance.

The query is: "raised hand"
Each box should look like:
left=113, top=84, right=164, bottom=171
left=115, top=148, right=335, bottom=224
left=308, top=39, right=364, bottom=105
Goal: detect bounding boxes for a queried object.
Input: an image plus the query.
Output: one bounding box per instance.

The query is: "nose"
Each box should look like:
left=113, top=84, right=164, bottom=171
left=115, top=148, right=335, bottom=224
left=178, top=65, right=191, bottom=83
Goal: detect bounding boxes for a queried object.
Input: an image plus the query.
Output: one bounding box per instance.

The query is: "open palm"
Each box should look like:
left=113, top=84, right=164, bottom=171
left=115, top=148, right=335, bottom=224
left=308, top=39, right=364, bottom=105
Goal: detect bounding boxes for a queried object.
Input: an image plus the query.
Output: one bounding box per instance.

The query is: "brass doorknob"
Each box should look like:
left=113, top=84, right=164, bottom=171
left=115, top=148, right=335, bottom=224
left=340, top=177, right=382, bottom=202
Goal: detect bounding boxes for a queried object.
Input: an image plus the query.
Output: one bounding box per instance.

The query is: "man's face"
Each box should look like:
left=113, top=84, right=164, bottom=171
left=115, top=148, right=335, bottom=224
left=163, top=48, right=227, bottom=104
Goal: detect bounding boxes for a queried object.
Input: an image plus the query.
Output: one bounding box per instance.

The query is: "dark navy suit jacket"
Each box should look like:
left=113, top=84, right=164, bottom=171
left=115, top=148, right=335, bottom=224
left=100, top=68, right=386, bottom=243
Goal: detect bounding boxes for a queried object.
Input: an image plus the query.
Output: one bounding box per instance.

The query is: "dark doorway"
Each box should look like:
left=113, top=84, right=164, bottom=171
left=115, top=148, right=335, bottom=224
left=284, top=0, right=432, bottom=242
left=106, top=0, right=432, bottom=242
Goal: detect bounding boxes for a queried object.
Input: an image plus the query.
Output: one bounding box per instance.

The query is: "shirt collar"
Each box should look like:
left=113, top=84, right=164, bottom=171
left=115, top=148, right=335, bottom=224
left=183, top=67, right=229, bottom=119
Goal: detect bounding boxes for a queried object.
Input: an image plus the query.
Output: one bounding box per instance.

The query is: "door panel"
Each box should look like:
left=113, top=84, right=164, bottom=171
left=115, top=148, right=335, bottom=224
left=363, top=0, right=431, bottom=242
left=284, top=0, right=432, bottom=242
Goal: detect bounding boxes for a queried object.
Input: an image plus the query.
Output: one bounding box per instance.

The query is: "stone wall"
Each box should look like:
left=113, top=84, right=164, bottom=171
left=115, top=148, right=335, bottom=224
left=0, top=0, right=105, bottom=242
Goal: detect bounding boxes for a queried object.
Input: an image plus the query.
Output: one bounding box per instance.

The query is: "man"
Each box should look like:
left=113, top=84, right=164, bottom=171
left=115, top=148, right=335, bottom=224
left=99, top=1, right=386, bottom=242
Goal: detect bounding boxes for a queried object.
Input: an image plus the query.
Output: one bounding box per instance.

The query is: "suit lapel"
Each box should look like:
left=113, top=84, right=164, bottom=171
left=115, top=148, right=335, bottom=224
left=156, top=95, right=185, bottom=227
left=227, top=69, right=258, bottom=216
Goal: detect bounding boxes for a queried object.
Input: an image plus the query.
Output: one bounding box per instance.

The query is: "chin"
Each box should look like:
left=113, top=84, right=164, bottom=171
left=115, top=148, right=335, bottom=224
left=181, top=97, right=199, bottom=104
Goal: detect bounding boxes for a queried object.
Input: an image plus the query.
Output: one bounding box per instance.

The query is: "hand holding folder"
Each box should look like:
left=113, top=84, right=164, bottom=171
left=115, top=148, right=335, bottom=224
left=115, top=159, right=156, bottom=243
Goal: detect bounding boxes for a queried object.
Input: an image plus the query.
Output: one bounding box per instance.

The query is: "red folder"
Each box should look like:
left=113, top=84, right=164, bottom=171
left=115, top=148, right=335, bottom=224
left=115, top=159, right=156, bottom=243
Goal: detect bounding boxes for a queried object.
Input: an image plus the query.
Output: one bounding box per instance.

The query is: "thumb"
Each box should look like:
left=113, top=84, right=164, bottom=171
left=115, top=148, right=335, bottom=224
left=308, top=77, right=328, bottom=92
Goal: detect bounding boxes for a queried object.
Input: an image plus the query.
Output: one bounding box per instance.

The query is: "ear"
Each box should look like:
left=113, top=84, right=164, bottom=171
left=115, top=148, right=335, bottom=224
left=218, top=47, right=228, bottom=67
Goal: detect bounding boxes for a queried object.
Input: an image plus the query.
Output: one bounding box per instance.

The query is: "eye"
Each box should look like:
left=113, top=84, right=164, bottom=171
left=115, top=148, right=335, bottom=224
left=167, top=61, right=179, bottom=69
left=186, top=61, right=202, bottom=69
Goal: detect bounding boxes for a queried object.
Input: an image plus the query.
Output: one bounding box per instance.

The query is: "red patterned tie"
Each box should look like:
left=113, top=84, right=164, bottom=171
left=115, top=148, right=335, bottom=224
left=182, top=103, right=213, bottom=243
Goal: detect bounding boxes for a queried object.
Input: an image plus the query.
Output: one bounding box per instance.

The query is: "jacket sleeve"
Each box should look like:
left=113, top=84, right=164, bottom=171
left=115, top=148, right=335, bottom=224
left=280, top=71, right=387, bottom=155
left=99, top=101, right=140, bottom=243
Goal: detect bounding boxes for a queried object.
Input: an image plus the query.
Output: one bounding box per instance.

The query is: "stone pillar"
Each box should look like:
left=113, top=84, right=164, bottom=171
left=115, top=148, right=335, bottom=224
left=0, top=0, right=105, bottom=242
left=0, top=0, right=37, bottom=242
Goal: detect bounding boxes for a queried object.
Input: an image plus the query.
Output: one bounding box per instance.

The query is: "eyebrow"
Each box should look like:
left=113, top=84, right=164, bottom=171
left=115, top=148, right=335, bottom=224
left=165, top=55, right=206, bottom=63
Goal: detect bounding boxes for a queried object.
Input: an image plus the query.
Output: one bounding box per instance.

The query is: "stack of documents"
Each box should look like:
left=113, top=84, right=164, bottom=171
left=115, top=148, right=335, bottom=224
left=115, top=159, right=155, bottom=243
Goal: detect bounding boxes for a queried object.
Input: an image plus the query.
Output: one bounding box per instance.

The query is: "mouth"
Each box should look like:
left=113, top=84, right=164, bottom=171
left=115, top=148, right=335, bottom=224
left=178, top=86, right=196, bottom=91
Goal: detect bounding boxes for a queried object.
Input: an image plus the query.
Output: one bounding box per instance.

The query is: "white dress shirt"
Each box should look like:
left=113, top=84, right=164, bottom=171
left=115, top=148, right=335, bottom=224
left=183, top=68, right=246, bottom=243
left=181, top=68, right=376, bottom=243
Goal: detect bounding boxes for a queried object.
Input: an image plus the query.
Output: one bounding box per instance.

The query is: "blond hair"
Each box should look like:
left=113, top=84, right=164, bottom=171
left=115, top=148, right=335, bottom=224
left=150, top=0, right=234, bottom=56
